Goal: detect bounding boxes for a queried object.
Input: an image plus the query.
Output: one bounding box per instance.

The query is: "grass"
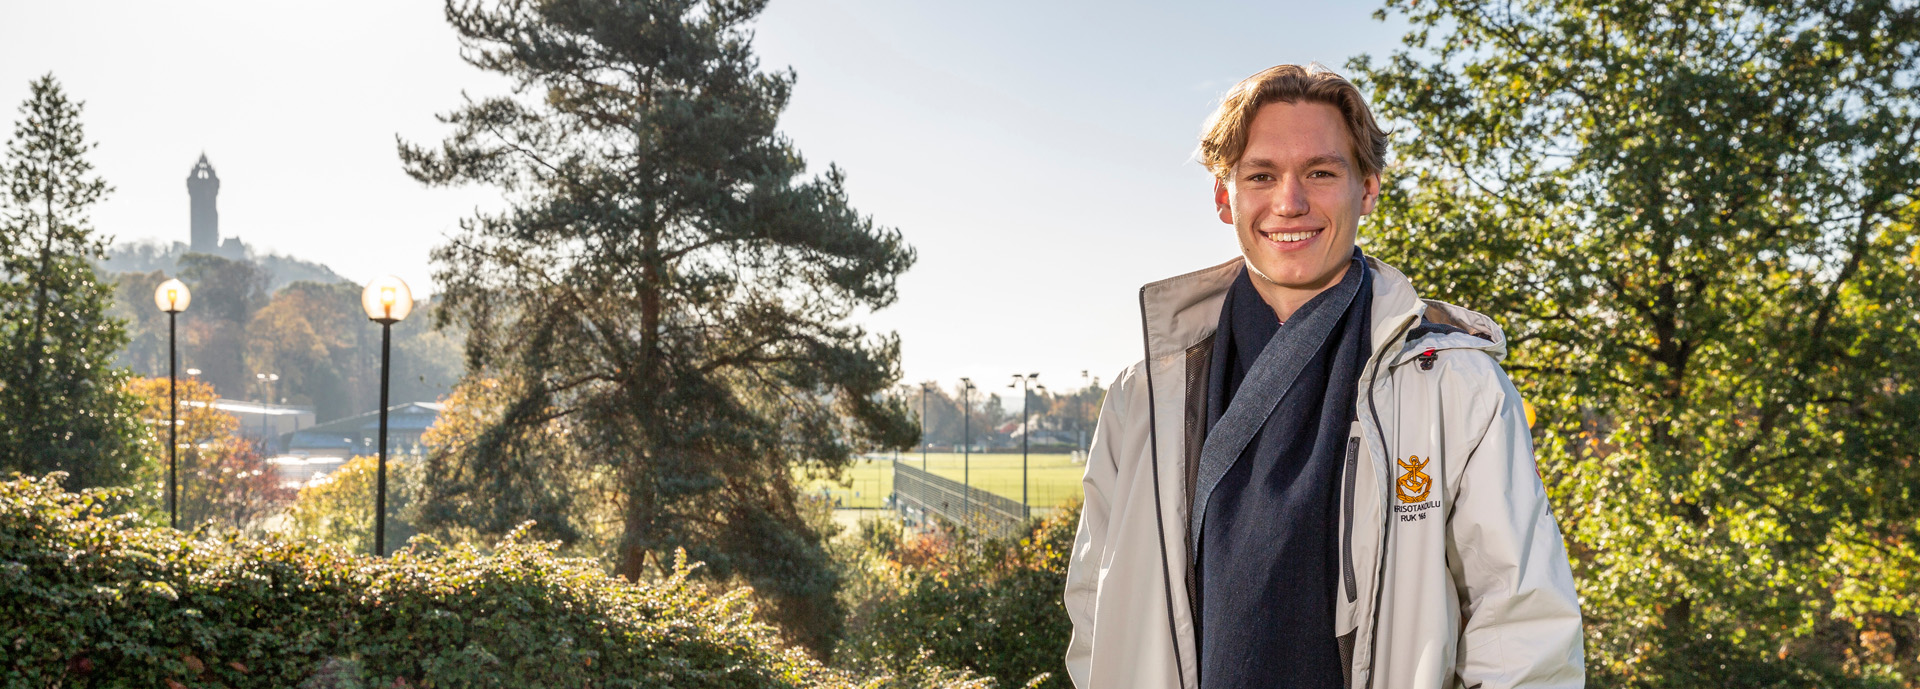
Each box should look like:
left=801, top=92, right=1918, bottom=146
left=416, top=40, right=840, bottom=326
left=800, top=452, right=1085, bottom=511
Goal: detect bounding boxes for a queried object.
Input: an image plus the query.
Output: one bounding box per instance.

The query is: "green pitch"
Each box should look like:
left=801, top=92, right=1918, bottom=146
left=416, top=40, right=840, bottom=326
left=800, top=452, right=1086, bottom=510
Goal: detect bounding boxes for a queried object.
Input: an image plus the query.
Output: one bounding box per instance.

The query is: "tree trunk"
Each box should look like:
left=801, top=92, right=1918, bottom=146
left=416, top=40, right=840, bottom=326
left=615, top=228, right=665, bottom=582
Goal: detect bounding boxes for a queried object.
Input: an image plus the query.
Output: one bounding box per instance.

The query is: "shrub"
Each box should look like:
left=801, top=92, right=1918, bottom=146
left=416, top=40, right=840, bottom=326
left=836, top=504, right=1078, bottom=689
left=0, top=472, right=853, bottom=688
left=285, top=454, right=418, bottom=555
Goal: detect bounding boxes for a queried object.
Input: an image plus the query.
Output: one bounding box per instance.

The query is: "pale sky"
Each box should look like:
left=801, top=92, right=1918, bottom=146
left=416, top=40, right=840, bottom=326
left=1, top=0, right=1408, bottom=399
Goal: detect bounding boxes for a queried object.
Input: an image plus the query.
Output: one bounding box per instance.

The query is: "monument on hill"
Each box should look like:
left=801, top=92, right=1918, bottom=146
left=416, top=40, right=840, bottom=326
left=186, top=154, right=245, bottom=258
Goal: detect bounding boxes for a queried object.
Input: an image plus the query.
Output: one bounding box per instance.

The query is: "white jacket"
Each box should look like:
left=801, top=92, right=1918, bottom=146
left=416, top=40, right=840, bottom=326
left=1064, top=256, right=1583, bottom=689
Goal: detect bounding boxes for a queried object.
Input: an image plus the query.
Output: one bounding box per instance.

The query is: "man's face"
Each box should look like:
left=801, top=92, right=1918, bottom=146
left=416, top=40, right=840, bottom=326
left=1215, top=101, right=1380, bottom=308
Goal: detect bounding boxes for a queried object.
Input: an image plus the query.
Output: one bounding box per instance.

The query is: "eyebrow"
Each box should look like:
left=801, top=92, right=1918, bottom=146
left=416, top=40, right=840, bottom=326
left=1239, top=154, right=1353, bottom=172
left=1304, top=154, right=1352, bottom=171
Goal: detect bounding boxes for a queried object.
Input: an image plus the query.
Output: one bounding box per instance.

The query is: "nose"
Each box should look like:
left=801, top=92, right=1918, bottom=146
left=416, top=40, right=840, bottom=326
left=1272, top=175, right=1309, bottom=217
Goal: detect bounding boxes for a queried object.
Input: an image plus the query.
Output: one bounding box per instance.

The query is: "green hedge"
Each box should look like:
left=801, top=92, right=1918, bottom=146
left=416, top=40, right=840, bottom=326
left=0, top=472, right=845, bottom=688
left=835, top=505, right=1078, bottom=689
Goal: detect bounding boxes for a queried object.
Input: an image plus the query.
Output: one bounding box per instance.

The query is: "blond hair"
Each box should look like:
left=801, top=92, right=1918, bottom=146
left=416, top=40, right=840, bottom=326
left=1199, top=64, right=1388, bottom=181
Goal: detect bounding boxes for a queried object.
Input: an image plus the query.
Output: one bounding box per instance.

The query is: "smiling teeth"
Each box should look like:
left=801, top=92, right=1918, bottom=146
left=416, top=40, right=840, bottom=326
left=1266, top=230, right=1317, bottom=242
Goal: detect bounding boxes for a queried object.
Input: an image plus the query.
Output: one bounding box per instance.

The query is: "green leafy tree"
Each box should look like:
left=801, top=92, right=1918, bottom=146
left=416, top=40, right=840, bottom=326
left=398, top=0, right=918, bottom=655
left=1043, top=379, right=1104, bottom=452
left=836, top=502, right=1079, bottom=688
left=242, top=280, right=373, bottom=421
left=241, top=280, right=462, bottom=423
left=126, top=376, right=293, bottom=531
left=104, top=270, right=171, bottom=377
left=0, top=74, right=145, bottom=490
left=285, top=454, right=417, bottom=553
left=175, top=253, right=268, bottom=399
left=1352, top=1, right=1920, bottom=684
left=902, top=382, right=962, bottom=448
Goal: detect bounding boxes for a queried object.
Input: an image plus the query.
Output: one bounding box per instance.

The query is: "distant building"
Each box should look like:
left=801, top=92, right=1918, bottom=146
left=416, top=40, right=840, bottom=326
left=284, top=402, right=444, bottom=460
left=186, top=154, right=246, bottom=259
left=269, top=402, right=443, bottom=488
left=215, top=398, right=315, bottom=453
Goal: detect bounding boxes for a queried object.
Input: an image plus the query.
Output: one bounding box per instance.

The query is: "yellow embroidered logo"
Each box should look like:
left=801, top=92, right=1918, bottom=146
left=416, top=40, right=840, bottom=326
left=1396, top=455, right=1433, bottom=503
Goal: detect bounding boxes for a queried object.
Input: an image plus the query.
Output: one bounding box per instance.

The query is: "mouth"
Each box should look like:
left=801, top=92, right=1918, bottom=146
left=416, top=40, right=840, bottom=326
left=1258, top=227, right=1323, bottom=247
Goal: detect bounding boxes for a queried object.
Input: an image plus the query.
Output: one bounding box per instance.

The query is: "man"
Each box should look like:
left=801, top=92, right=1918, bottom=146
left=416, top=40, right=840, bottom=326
left=1062, top=64, right=1584, bottom=688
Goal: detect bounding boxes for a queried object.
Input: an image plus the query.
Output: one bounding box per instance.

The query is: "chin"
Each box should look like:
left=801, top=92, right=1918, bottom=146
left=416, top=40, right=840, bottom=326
left=1252, top=260, right=1345, bottom=291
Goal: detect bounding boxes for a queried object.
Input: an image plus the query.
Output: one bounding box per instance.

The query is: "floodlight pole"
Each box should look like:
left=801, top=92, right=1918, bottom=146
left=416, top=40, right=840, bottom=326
left=920, top=384, right=933, bottom=471
left=960, top=378, right=975, bottom=529
left=1010, top=374, right=1040, bottom=518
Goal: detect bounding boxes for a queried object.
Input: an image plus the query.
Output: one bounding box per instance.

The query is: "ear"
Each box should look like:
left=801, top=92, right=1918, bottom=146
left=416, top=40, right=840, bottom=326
left=1360, top=173, right=1381, bottom=216
left=1214, top=178, right=1232, bottom=225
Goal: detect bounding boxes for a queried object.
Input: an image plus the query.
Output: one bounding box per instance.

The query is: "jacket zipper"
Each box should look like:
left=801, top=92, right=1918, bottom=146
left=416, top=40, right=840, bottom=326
left=1341, top=435, right=1360, bottom=603
left=1359, top=315, right=1418, bottom=688
left=1137, top=287, right=1190, bottom=689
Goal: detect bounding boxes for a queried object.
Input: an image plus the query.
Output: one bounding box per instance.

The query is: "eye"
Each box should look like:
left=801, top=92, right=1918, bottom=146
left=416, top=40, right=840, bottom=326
left=1246, top=173, right=1274, bottom=182
left=1308, top=169, right=1337, bottom=179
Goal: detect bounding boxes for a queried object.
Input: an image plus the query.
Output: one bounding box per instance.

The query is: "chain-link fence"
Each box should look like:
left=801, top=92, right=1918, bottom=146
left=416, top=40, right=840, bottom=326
left=893, top=462, right=1029, bottom=538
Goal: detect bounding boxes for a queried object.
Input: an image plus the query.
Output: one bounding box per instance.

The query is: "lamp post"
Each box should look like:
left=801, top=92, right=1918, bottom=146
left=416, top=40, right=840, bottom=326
left=361, top=275, right=414, bottom=556
left=959, top=377, right=976, bottom=529
left=1009, top=374, right=1041, bottom=517
left=920, top=384, right=934, bottom=471
left=255, top=372, right=279, bottom=441
left=1080, top=370, right=1090, bottom=454
left=153, top=279, right=191, bottom=528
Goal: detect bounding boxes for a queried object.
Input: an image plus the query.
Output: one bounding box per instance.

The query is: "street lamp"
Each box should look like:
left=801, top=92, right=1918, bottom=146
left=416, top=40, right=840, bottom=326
left=153, top=278, right=190, bottom=528
left=255, top=372, right=279, bottom=400
left=959, top=377, right=976, bottom=529
left=920, top=384, right=934, bottom=471
left=1009, top=373, right=1041, bottom=517
left=255, top=372, right=279, bottom=441
left=361, top=274, right=414, bottom=556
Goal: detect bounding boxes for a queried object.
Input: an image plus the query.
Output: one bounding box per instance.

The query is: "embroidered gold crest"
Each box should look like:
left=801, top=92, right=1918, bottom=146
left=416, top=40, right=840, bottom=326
left=1396, top=455, right=1433, bottom=503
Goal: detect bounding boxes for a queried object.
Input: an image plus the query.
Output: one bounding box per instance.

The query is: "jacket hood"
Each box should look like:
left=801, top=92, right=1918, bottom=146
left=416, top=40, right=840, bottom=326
left=1139, top=255, right=1498, bottom=367
left=1397, top=298, right=1508, bottom=366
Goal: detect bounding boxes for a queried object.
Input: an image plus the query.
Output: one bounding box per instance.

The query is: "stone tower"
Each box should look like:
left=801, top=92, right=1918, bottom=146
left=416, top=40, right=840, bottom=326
left=187, top=154, right=219, bottom=253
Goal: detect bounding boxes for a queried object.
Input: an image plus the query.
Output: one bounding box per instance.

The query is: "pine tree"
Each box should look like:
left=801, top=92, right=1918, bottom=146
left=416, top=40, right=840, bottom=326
left=0, top=75, right=146, bottom=490
left=400, top=0, right=918, bottom=655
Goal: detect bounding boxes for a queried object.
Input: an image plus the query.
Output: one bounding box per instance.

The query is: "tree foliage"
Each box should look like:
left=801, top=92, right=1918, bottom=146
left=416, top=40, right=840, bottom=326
left=398, top=0, right=919, bottom=655
left=834, top=503, right=1078, bottom=689
left=125, top=376, right=292, bottom=532
left=1352, top=1, right=1920, bottom=684
left=285, top=454, right=418, bottom=555
left=170, top=253, right=268, bottom=399
left=103, top=270, right=464, bottom=423
left=0, top=74, right=144, bottom=490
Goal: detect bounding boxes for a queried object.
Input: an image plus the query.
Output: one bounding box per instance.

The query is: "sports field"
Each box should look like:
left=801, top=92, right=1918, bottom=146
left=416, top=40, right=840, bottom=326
left=801, top=452, right=1085, bottom=511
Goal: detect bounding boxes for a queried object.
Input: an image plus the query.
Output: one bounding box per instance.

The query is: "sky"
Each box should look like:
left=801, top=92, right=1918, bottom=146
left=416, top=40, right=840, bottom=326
left=0, top=0, right=1410, bottom=402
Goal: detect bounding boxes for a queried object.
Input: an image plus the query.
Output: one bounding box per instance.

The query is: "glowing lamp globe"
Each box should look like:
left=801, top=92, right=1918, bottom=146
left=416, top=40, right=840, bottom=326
left=361, top=275, right=414, bottom=324
left=153, top=278, right=191, bottom=313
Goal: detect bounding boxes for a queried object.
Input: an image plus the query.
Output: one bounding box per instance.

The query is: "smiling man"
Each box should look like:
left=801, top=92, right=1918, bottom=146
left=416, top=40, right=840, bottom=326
left=1062, top=65, right=1584, bottom=688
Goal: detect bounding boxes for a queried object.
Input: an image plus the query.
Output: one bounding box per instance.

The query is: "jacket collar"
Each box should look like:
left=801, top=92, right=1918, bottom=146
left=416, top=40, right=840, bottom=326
left=1139, top=255, right=1430, bottom=365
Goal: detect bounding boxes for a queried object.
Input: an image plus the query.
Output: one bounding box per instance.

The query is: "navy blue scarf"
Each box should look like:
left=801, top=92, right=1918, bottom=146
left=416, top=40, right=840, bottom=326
left=1191, top=251, right=1372, bottom=689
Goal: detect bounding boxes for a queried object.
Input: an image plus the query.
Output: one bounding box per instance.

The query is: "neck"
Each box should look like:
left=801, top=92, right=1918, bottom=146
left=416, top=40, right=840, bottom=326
left=1247, top=260, right=1352, bottom=322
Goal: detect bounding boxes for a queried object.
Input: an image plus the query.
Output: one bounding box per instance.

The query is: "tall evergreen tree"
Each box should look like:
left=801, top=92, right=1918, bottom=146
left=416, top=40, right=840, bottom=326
left=1353, top=1, right=1920, bottom=684
left=400, top=0, right=918, bottom=654
left=0, top=75, right=145, bottom=489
